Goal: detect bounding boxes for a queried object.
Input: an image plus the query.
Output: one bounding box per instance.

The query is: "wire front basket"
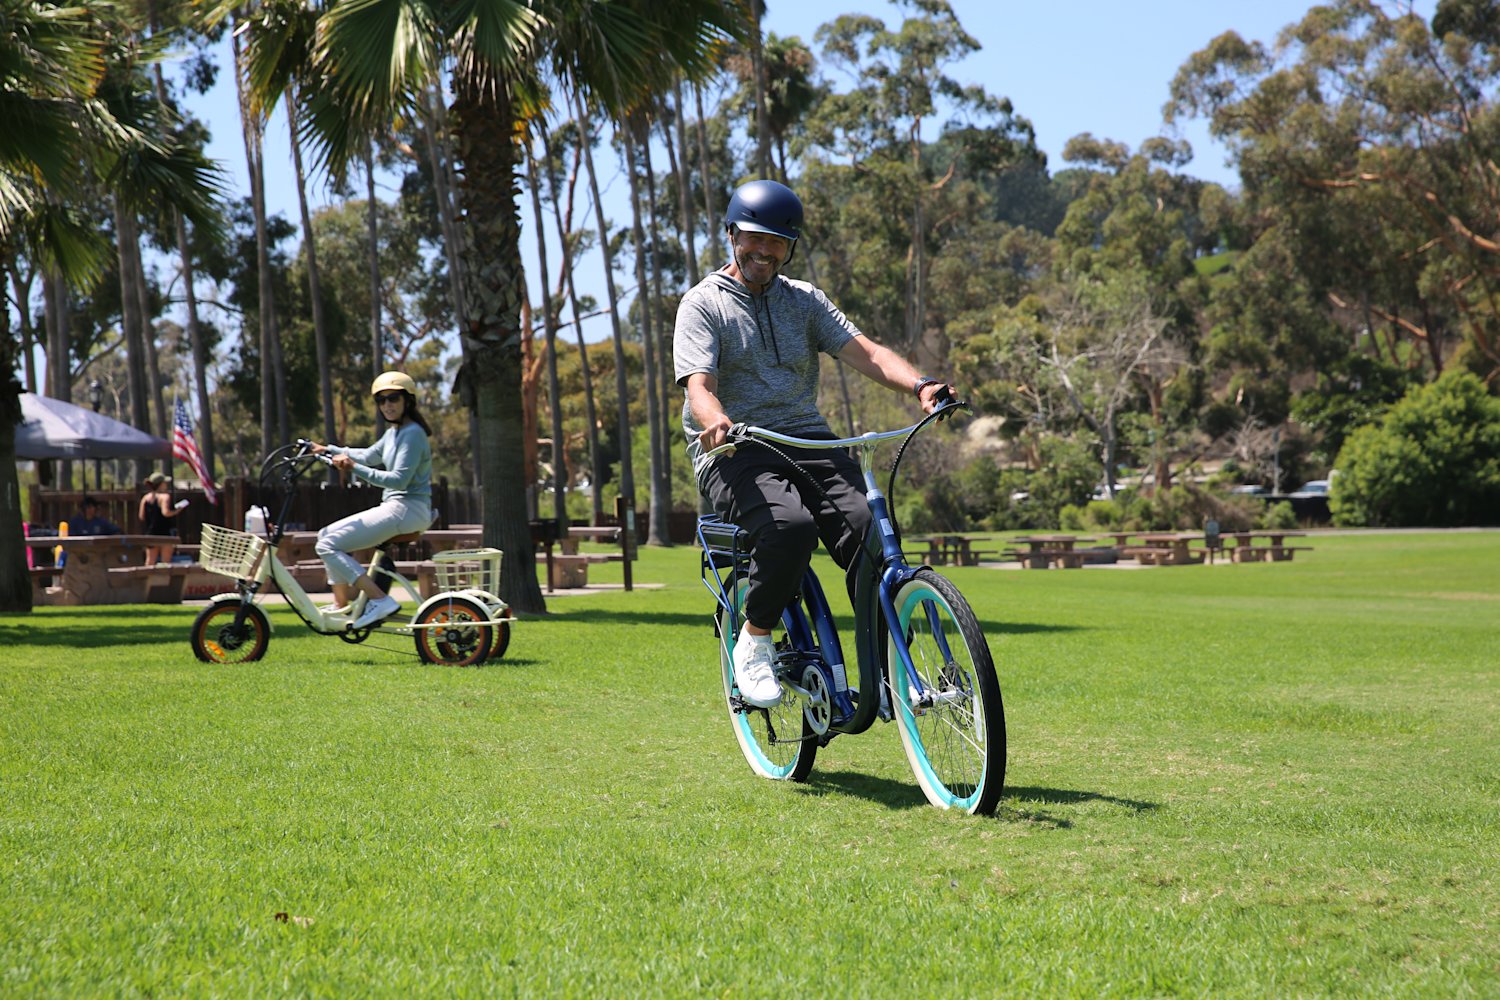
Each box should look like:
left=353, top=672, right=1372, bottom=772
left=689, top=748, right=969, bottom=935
left=432, top=547, right=503, bottom=595
left=200, top=524, right=270, bottom=581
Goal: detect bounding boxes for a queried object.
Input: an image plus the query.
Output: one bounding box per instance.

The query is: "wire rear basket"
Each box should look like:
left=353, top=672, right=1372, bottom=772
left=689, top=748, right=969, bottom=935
left=200, top=524, right=271, bottom=580
left=432, top=547, right=503, bottom=595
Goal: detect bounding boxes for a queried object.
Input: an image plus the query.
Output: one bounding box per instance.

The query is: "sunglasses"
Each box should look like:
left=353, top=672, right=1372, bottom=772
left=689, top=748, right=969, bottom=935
left=375, top=392, right=404, bottom=404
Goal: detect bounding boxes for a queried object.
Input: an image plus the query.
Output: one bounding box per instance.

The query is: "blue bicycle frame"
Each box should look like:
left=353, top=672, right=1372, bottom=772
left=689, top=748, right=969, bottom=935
left=697, top=409, right=954, bottom=737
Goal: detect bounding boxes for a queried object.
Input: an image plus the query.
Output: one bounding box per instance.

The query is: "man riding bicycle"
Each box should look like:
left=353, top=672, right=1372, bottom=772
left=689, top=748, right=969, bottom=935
left=674, top=179, right=954, bottom=709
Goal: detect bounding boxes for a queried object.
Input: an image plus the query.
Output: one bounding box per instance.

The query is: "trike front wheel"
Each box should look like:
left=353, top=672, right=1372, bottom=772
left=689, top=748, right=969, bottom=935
left=191, top=599, right=270, bottom=664
left=886, top=569, right=1005, bottom=814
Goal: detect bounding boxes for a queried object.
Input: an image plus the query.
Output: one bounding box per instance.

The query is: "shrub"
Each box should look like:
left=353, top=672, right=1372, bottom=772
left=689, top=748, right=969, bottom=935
left=1258, top=500, right=1298, bottom=531
left=1331, top=371, right=1500, bottom=526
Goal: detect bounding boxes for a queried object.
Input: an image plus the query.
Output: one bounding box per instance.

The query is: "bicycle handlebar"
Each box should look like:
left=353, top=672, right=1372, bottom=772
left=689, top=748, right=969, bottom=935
left=702, top=397, right=968, bottom=459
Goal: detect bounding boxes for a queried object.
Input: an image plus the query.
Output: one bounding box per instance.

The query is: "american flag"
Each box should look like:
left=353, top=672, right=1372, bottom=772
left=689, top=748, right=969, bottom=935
left=172, top=399, right=218, bottom=504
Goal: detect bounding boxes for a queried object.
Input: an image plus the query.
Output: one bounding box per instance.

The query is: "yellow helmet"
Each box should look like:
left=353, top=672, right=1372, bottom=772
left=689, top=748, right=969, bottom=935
left=371, top=371, right=417, bottom=399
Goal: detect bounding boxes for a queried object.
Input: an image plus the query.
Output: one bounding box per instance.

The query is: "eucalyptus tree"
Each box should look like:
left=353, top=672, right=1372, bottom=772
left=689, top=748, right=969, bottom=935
left=620, top=115, right=668, bottom=545
left=1167, top=0, right=1500, bottom=384
left=302, top=0, right=741, bottom=611
left=537, top=117, right=603, bottom=523
left=522, top=134, right=567, bottom=533
left=804, top=0, right=1037, bottom=355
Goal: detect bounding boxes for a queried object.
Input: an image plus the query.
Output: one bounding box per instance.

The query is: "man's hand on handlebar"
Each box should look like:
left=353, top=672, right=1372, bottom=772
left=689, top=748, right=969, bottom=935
left=696, top=412, right=735, bottom=453
left=917, top=381, right=966, bottom=417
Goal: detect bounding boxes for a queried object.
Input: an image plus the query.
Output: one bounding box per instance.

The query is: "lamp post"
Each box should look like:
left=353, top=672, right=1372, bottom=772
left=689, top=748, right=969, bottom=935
left=88, top=380, right=103, bottom=490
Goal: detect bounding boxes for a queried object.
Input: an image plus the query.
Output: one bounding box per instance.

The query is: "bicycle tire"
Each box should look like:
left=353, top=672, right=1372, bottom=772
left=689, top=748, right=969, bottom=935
left=719, top=578, right=817, bottom=782
left=413, top=595, right=494, bottom=666
left=886, top=569, right=1005, bottom=814
left=191, top=600, right=271, bottom=664
left=486, top=605, right=512, bottom=660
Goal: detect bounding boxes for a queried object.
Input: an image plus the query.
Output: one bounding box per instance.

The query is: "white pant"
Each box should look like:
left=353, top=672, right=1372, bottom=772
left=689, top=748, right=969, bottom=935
left=315, top=498, right=432, bottom=586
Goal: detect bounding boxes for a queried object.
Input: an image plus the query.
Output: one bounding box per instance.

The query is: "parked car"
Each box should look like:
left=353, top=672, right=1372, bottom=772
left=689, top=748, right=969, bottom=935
left=1291, top=479, right=1330, bottom=497
left=1230, top=484, right=1270, bottom=496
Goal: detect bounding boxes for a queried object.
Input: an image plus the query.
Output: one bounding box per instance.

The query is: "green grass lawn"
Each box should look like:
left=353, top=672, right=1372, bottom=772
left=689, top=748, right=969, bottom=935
left=3, top=531, right=1497, bottom=996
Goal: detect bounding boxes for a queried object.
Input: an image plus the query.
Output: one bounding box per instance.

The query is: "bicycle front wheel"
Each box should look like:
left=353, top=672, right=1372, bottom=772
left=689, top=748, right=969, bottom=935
left=886, top=569, right=1005, bottom=814
left=719, top=579, right=816, bottom=782
left=191, top=599, right=270, bottom=664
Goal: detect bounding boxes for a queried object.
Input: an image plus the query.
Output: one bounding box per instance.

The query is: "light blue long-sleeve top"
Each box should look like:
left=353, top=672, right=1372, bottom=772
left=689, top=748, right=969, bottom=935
left=329, top=421, right=432, bottom=505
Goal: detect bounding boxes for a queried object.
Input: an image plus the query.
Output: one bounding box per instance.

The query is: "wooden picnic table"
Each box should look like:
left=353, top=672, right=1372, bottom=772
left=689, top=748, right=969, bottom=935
left=1223, top=530, right=1311, bottom=562
left=908, top=534, right=998, bottom=567
left=1132, top=532, right=1208, bottom=566
left=25, top=534, right=191, bottom=605
left=1010, top=534, right=1096, bottom=569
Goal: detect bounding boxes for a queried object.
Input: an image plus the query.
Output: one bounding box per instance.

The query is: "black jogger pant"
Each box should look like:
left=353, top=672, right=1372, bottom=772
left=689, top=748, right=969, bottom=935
left=701, top=439, right=871, bottom=631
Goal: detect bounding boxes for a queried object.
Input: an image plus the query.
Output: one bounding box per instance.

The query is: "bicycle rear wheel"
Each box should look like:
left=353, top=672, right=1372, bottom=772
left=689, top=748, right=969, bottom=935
left=413, top=595, right=494, bottom=666
left=886, top=569, right=1005, bottom=814
left=719, top=578, right=816, bottom=782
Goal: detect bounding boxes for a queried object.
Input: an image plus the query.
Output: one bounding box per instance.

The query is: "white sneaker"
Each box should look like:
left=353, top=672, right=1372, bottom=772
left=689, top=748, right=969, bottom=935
left=732, top=625, right=781, bottom=707
left=351, top=594, right=401, bottom=630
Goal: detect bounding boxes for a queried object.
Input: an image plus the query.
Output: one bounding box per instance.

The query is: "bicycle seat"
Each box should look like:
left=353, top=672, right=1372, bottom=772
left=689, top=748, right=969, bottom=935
left=383, top=511, right=439, bottom=546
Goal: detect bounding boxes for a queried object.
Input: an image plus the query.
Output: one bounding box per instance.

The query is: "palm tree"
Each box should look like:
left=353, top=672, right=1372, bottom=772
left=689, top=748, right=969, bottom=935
left=2, top=1, right=219, bottom=611
left=241, top=0, right=338, bottom=470
left=303, top=0, right=741, bottom=612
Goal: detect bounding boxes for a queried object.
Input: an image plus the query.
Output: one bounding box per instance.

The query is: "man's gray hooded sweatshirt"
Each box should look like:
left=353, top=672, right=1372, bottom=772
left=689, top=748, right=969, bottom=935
left=674, top=268, right=863, bottom=487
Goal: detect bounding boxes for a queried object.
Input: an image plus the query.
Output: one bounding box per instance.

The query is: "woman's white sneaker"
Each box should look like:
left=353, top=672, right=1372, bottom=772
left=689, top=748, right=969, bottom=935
left=351, top=594, right=401, bottom=629
left=732, top=626, right=781, bottom=707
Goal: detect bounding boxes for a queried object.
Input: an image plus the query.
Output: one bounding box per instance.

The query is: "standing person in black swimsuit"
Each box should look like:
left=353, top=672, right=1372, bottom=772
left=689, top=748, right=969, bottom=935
left=138, top=472, right=182, bottom=566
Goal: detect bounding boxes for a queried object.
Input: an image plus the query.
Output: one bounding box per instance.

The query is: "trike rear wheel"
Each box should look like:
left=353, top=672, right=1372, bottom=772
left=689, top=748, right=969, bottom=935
left=413, top=596, right=494, bottom=666
left=719, top=579, right=816, bottom=782
left=191, top=600, right=270, bottom=664
left=886, top=569, right=1005, bottom=814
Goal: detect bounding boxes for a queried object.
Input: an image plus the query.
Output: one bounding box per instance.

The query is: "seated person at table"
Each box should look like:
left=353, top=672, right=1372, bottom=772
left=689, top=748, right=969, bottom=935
left=70, top=497, right=121, bottom=536
left=309, top=371, right=433, bottom=629
left=139, top=472, right=182, bottom=565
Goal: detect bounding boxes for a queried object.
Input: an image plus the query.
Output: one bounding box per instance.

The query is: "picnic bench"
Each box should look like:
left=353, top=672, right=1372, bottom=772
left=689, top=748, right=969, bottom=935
left=1130, top=533, right=1207, bottom=566
left=1009, top=535, right=1096, bottom=569
left=25, top=534, right=193, bottom=605
left=907, top=535, right=1002, bottom=566
left=1224, top=531, right=1313, bottom=562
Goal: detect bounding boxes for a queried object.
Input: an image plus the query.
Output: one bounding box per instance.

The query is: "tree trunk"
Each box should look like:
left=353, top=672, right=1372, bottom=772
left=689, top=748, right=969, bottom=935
left=113, top=199, right=153, bottom=484
left=750, top=0, right=773, bottom=179
left=10, top=265, right=38, bottom=393
left=802, top=251, right=858, bottom=435
left=288, top=94, right=337, bottom=479
left=365, top=143, right=382, bottom=382
left=0, top=270, right=32, bottom=612
left=622, top=124, right=666, bottom=545
left=234, top=24, right=277, bottom=458
left=641, top=126, right=676, bottom=542
left=669, top=79, right=699, bottom=287
left=694, top=82, right=719, bottom=268
left=420, top=82, right=482, bottom=484
left=450, top=75, right=545, bottom=613
left=541, top=119, right=605, bottom=525
left=575, top=91, right=636, bottom=506
left=525, top=141, right=569, bottom=535
left=151, top=52, right=213, bottom=480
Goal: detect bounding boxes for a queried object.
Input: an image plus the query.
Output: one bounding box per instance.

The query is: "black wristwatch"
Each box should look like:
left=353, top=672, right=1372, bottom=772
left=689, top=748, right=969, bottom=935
left=913, top=376, right=941, bottom=397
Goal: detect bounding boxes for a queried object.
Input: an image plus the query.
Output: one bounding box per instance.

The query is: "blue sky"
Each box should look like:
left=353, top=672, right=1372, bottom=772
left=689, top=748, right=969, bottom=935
left=183, top=0, right=1436, bottom=351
